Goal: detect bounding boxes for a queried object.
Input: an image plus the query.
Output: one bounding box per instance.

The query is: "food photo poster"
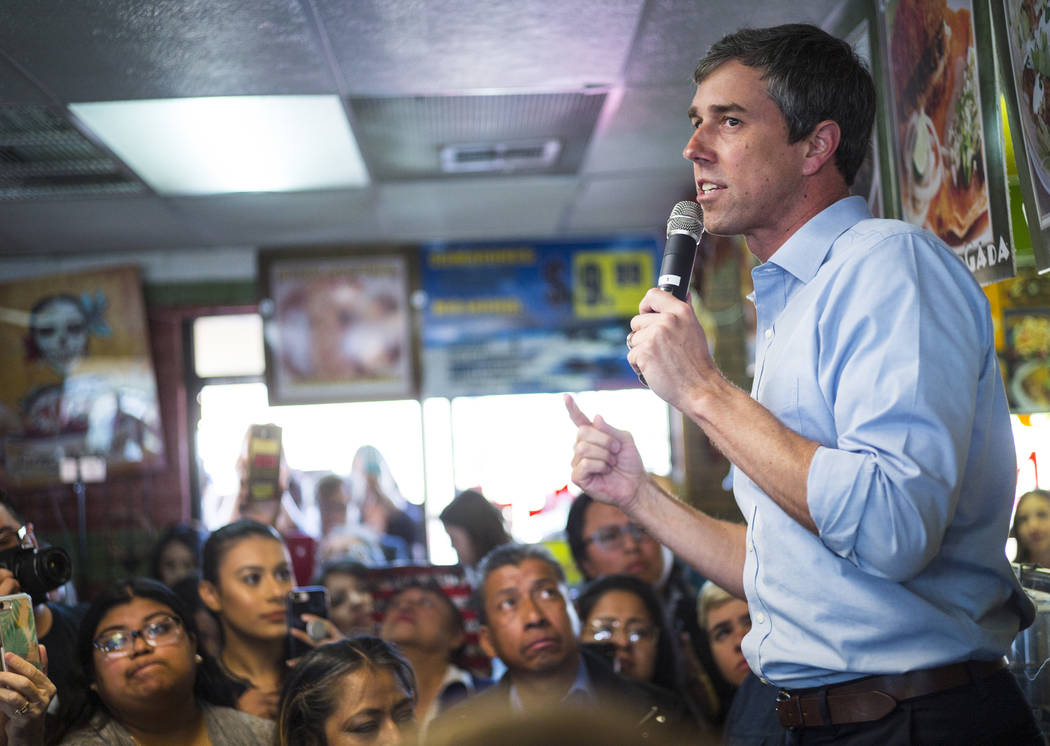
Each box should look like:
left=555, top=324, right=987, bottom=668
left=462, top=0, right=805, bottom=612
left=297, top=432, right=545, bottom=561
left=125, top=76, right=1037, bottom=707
left=994, top=0, right=1050, bottom=274
left=879, top=0, right=1015, bottom=284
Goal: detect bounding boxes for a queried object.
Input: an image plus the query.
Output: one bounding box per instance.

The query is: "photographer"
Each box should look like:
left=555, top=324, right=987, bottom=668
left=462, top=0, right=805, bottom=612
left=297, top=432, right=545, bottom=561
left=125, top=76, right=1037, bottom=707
left=0, top=494, right=80, bottom=713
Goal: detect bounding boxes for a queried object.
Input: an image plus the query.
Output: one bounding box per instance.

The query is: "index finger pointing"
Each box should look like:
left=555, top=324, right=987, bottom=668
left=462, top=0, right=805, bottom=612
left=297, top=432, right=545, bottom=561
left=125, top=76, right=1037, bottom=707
left=563, top=394, right=592, bottom=428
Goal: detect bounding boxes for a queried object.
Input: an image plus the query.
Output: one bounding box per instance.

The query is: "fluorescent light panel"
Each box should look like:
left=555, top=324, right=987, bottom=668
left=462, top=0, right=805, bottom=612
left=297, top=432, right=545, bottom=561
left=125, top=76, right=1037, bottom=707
left=69, top=96, right=369, bottom=195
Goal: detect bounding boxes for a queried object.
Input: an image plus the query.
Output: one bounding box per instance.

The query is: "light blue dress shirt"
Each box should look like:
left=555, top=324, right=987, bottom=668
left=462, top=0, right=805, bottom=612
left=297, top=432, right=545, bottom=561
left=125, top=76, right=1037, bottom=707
left=735, top=195, right=1032, bottom=688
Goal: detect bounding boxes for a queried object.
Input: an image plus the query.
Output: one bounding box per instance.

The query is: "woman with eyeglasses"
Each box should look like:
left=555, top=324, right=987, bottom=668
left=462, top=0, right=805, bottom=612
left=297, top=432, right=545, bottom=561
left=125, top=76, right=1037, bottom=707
left=575, top=574, right=679, bottom=693
left=49, top=578, right=272, bottom=745
left=566, top=492, right=724, bottom=726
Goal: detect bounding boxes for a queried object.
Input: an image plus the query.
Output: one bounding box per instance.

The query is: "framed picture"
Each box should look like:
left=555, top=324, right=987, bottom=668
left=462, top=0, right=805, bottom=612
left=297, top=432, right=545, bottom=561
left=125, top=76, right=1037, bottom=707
left=259, top=251, right=416, bottom=405
left=1001, top=307, right=1050, bottom=412
left=827, top=0, right=893, bottom=218
left=0, top=265, right=165, bottom=486
left=993, top=0, right=1050, bottom=274
left=878, top=0, right=1015, bottom=284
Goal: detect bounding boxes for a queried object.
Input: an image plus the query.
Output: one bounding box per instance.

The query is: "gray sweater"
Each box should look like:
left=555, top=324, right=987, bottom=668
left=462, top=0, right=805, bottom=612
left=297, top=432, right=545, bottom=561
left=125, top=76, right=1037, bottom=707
left=58, top=702, right=273, bottom=745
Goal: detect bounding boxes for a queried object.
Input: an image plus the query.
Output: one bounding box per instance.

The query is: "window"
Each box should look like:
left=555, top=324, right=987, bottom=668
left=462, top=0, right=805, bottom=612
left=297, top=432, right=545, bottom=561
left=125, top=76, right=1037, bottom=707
left=191, top=313, right=672, bottom=562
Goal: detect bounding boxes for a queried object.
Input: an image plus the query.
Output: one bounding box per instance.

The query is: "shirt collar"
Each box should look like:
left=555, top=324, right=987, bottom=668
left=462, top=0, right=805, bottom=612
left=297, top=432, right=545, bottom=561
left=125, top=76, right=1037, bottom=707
left=440, top=664, right=474, bottom=690
left=507, top=655, right=594, bottom=714
left=766, top=195, right=871, bottom=282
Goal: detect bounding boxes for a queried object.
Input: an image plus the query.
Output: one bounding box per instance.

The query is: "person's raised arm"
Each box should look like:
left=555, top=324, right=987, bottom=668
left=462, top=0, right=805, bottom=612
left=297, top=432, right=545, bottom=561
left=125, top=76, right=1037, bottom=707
left=627, top=289, right=820, bottom=533
left=564, top=394, right=747, bottom=597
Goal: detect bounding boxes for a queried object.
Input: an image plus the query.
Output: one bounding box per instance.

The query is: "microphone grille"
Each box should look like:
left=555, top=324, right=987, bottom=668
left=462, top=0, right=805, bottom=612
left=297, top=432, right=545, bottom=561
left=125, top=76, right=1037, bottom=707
left=666, top=200, right=703, bottom=239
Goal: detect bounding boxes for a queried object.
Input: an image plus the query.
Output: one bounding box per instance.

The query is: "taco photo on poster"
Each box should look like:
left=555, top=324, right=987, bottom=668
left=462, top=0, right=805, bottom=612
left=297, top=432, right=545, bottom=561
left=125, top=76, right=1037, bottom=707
left=884, top=0, right=992, bottom=249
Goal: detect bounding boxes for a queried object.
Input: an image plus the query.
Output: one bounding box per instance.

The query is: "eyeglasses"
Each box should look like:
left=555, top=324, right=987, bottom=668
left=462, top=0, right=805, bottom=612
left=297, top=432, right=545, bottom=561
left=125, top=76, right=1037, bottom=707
left=586, top=618, right=657, bottom=646
left=583, top=523, right=653, bottom=552
left=93, top=613, right=185, bottom=658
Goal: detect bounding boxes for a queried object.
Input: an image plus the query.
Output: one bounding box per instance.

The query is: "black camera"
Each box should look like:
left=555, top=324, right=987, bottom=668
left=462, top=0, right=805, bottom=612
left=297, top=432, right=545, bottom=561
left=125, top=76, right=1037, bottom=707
left=0, top=545, right=72, bottom=604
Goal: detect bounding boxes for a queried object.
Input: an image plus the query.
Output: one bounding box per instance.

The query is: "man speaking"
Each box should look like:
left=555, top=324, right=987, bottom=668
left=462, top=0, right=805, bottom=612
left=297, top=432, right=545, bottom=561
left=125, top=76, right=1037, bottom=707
left=566, top=23, right=1038, bottom=744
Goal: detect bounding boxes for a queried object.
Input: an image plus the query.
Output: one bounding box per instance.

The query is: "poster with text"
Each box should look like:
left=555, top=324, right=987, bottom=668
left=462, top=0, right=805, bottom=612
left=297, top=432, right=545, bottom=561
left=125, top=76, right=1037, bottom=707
left=880, top=0, right=1014, bottom=283
left=421, top=238, right=660, bottom=397
left=0, top=265, right=165, bottom=486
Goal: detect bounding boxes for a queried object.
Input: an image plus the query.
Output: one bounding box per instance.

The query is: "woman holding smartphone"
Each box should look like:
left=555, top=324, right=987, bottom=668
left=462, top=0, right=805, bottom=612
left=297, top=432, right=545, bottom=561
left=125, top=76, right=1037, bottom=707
left=198, top=520, right=297, bottom=720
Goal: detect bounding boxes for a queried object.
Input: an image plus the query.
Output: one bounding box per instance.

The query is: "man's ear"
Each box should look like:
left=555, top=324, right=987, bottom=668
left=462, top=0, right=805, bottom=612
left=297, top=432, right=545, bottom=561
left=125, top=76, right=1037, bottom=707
left=801, top=120, right=841, bottom=177
left=478, top=625, right=498, bottom=660
left=198, top=579, right=222, bottom=614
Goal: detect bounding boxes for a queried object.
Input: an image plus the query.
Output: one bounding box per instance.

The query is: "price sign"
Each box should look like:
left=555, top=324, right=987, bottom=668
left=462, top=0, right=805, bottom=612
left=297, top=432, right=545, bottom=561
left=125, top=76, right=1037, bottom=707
left=572, top=251, right=653, bottom=319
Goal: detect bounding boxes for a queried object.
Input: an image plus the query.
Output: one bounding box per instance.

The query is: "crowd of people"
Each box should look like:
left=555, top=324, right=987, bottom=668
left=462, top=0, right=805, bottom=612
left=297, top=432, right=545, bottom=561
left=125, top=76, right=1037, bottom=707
left=0, top=478, right=756, bottom=745
left=0, top=19, right=1043, bottom=746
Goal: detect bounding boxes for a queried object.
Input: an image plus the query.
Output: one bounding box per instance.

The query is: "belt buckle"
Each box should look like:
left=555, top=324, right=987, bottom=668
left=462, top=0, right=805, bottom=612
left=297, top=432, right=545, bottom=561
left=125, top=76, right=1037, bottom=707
left=776, top=689, right=804, bottom=728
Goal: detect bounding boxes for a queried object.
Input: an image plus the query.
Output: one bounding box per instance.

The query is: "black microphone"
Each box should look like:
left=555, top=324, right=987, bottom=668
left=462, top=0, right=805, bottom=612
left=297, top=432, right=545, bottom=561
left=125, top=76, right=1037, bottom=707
left=658, top=201, right=704, bottom=301
left=634, top=201, right=704, bottom=388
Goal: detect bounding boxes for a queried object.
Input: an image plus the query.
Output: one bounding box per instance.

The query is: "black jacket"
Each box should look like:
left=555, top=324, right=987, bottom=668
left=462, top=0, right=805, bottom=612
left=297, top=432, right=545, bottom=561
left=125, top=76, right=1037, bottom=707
left=427, top=646, right=696, bottom=745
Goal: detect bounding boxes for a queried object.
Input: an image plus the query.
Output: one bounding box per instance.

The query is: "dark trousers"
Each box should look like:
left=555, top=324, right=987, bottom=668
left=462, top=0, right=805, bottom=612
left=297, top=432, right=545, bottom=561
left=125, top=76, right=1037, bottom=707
left=782, top=668, right=1043, bottom=746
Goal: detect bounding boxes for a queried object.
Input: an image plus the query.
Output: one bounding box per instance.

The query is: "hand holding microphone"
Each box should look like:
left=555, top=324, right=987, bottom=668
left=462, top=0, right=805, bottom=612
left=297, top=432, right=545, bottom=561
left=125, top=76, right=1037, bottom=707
left=634, top=201, right=704, bottom=386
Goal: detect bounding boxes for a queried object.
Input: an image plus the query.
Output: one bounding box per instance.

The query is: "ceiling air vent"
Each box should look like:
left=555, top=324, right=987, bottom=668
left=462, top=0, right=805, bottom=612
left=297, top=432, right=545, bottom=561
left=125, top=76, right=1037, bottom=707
left=0, top=105, right=146, bottom=200
left=440, top=139, right=561, bottom=174
left=349, top=90, right=607, bottom=180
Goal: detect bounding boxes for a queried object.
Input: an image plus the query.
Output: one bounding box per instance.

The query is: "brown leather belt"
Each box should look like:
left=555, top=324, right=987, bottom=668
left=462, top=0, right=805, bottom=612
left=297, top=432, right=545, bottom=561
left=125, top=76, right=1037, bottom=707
left=775, top=658, right=1006, bottom=728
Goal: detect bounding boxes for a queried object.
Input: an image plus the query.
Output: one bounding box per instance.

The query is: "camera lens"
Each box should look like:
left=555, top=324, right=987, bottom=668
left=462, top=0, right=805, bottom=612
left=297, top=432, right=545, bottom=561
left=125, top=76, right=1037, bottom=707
left=36, top=547, right=72, bottom=588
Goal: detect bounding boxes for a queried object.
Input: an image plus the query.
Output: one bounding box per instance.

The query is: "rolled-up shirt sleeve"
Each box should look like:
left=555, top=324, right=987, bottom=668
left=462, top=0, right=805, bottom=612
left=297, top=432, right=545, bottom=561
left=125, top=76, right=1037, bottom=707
left=805, top=235, right=985, bottom=582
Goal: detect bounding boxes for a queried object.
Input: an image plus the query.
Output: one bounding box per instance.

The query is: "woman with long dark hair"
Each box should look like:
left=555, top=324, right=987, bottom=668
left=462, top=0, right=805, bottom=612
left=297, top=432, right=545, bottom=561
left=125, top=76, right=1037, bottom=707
left=575, top=574, right=679, bottom=694
left=275, top=636, right=416, bottom=746
left=50, top=578, right=271, bottom=745
left=438, top=490, right=511, bottom=578
left=198, top=520, right=295, bottom=720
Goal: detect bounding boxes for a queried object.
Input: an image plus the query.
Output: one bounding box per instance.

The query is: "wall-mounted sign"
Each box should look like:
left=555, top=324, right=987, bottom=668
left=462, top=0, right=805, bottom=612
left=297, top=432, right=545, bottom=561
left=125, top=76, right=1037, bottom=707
left=421, top=237, right=660, bottom=396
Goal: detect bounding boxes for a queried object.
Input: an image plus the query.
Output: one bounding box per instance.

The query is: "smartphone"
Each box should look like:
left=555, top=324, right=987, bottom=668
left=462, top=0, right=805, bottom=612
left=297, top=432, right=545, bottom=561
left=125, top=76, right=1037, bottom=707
left=246, top=424, right=282, bottom=502
left=0, top=593, right=42, bottom=671
left=286, top=586, right=329, bottom=660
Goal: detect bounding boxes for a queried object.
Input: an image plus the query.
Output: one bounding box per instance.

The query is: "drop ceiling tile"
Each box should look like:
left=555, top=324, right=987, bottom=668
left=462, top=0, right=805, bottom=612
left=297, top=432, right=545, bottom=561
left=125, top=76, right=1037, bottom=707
left=376, top=177, right=578, bottom=240
left=582, top=86, right=696, bottom=175
left=315, top=0, right=644, bottom=94
left=0, top=196, right=209, bottom=255
left=624, top=0, right=848, bottom=86
left=567, top=173, right=696, bottom=234
left=0, top=0, right=331, bottom=102
left=0, top=55, right=52, bottom=105
left=168, top=189, right=383, bottom=248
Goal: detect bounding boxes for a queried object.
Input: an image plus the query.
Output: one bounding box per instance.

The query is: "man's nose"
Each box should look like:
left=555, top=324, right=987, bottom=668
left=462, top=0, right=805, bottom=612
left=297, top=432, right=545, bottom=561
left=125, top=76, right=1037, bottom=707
left=521, top=596, right=549, bottom=627
left=683, top=126, right=709, bottom=163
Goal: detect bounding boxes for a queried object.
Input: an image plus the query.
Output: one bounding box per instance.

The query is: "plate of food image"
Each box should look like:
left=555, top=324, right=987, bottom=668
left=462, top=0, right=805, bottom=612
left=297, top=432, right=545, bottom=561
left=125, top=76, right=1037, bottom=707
left=1009, top=0, right=1050, bottom=196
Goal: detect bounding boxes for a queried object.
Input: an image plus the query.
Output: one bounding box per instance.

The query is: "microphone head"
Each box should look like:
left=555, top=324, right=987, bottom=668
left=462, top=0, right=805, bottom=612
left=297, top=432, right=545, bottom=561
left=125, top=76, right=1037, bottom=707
left=666, top=200, right=704, bottom=240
